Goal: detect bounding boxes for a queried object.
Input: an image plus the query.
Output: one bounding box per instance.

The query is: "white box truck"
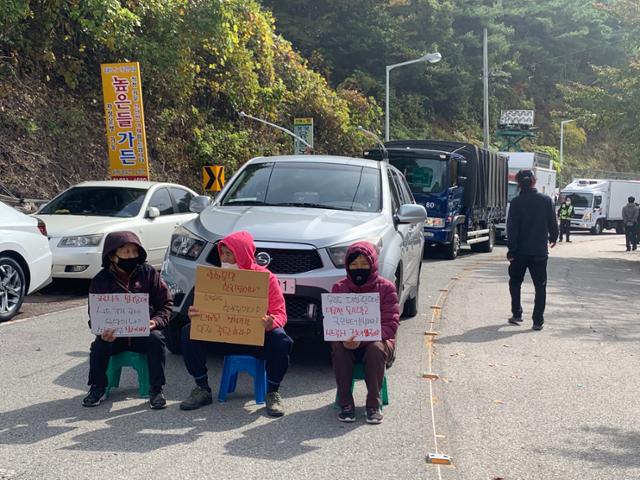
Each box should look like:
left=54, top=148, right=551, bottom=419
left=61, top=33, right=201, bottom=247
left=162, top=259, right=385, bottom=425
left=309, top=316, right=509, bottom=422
left=496, top=152, right=557, bottom=241
left=560, top=179, right=640, bottom=235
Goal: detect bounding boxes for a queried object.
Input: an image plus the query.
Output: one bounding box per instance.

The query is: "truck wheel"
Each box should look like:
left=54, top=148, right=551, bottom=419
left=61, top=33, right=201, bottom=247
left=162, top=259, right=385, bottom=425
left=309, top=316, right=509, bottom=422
left=616, top=222, right=624, bottom=234
left=590, top=220, right=603, bottom=235
left=444, top=231, right=460, bottom=260
left=471, top=225, right=495, bottom=253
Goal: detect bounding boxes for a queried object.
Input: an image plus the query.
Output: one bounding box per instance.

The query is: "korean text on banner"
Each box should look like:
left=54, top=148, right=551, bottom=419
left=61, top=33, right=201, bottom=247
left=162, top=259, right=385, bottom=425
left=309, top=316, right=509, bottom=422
left=100, top=62, right=149, bottom=180
left=89, top=293, right=150, bottom=337
left=321, top=293, right=382, bottom=342
left=191, top=266, right=269, bottom=346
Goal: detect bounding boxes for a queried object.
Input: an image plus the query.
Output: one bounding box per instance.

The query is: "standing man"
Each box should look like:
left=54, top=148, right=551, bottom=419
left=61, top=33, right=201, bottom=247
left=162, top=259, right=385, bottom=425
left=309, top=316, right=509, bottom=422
left=557, top=197, right=574, bottom=243
left=622, top=196, right=639, bottom=251
left=506, top=170, right=559, bottom=331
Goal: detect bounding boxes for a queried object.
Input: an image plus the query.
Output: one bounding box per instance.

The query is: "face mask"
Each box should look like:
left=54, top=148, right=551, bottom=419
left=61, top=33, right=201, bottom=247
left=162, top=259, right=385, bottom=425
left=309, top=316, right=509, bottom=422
left=116, top=256, right=139, bottom=273
left=221, top=262, right=239, bottom=269
left=348, top=268, right=371, bottom=286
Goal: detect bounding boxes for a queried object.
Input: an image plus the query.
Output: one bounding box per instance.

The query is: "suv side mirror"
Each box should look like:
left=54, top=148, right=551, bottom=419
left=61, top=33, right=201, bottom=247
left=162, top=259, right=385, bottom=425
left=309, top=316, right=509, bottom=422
left=396, top=204, right=427, bottom=224
left=189, top=195, right=212, bottom=213
left=457, top=176, right=467, bottom=187
left=146, top=206, right=160, bottom=219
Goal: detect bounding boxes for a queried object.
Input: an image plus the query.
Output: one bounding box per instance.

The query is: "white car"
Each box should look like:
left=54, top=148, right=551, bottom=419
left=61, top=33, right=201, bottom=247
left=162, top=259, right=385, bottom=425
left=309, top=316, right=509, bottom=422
left=0, top=201, right=53, bottom=321
left=35, top=181, right=199, bottom=279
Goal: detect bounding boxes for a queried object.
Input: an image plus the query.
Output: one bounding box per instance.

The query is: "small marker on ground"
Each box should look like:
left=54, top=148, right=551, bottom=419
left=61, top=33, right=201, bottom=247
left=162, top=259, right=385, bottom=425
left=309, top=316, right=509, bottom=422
left=426, top=452, right=452, bottom=465
left=422, top=372, right=440, bottom=380
left=424, top=331, right=439, bottom=336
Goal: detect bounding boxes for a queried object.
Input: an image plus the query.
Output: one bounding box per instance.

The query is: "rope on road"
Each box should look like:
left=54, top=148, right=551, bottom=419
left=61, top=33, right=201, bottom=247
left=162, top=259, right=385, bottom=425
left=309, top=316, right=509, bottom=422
left=425, top=257, right=504, bottom=476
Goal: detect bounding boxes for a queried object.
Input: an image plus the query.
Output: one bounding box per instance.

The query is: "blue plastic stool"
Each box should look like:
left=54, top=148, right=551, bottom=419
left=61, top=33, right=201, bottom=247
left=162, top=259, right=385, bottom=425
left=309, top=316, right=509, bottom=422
left=106, top=351, right=150, bottom=398
left=334, top=362, right=389, bottom=408
left=218, top=355, right=267, bottom=404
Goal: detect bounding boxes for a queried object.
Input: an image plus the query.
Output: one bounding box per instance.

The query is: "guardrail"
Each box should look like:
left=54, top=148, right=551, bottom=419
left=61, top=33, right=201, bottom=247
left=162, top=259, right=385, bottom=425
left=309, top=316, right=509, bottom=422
left=0, top=194, right=49, bottom=213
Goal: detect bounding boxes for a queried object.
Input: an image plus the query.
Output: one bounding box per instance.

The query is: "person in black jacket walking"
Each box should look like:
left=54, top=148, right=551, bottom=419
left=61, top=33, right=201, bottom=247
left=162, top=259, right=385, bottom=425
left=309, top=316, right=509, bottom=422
left=506, top=170, right=559, bottom=330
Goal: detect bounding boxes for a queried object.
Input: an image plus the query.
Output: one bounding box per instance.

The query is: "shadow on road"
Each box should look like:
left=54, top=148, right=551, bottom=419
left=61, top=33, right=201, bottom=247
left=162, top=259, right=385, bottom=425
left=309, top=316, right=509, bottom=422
left=556, top=426, right=640, bottom=468
left=438, top=324, right=531, bottom=344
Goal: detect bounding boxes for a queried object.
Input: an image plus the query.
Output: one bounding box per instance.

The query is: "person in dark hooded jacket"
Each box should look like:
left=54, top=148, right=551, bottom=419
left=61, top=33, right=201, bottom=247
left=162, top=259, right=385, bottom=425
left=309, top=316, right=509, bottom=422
left=330, top=241, right=400, bottom=425
left=83, top=231, right=173, bottom=409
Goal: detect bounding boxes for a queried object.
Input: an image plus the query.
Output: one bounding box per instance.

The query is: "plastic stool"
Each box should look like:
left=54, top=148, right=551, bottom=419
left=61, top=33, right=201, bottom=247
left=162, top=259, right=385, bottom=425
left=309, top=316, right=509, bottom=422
left=334, top=362, right=389, bottom=408
left=218, top=355, right=267, bottom=404
left=106, top=351, right=150, bottom=398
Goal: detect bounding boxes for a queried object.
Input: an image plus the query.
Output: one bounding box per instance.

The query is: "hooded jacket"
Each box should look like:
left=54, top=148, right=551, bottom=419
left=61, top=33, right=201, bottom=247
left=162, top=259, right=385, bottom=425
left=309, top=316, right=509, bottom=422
left=219, top=231, right=287, bottom=331
left=330, top=241, right=400, bottom=342
left=88, top=231, right=173, bottom=329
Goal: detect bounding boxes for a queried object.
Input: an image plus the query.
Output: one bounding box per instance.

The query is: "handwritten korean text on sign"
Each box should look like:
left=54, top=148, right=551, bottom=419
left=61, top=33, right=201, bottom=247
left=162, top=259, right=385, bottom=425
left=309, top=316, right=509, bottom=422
left=100, top=62, right=149, bottom=180
left=191, top=266, right=269, bottom=346
left=321, top=293, right=381, bottom=341
left=89, top=293, right=150, bottom=337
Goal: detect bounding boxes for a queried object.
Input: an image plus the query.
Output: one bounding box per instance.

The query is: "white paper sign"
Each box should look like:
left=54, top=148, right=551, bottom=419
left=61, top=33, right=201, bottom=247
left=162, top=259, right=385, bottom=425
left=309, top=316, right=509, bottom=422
left=321, top=293, right=381, bottom=341
left=89, top=293, right=150, bottom=337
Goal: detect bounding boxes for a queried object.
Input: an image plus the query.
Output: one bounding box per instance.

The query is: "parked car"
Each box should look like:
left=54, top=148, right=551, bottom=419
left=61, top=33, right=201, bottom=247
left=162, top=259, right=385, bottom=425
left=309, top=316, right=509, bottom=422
left=34, top=181, right=198, bottom=279
left=161, top=155, right=427, bottom=353
left=0, top=201, right=52, bottom=321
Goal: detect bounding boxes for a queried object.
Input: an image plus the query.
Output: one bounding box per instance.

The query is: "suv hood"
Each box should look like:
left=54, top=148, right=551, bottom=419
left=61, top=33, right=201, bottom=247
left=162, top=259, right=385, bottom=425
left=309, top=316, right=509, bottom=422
left=198, top=206, right=385, bottom=247
left=34, top=214, right=137, bottom=237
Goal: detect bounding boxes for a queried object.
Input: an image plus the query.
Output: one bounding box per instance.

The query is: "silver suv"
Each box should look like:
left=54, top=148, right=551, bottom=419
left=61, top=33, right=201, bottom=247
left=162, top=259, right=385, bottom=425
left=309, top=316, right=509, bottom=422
left=161, top=155, right=426, bottom=353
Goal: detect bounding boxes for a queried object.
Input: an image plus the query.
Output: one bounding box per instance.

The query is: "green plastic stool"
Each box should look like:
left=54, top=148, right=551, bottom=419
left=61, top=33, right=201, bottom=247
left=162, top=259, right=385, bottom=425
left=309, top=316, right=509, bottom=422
left=334, top=362, right=389, bottom=408
left=106, top=351, right=150, bottom=398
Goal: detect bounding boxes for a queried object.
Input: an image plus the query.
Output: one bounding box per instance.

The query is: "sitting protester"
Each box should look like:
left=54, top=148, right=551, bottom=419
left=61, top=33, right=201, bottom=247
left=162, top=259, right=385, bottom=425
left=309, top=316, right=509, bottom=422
left=83, top=231, right=173, bottom=409
left=331, top=241, right=400, bottom=424
left=180, top=231, right=293, bottom=417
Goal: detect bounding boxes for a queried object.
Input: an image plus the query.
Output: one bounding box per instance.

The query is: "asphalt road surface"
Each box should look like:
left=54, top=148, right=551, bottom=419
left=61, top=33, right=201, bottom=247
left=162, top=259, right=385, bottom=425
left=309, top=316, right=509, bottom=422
left=1, top=232, right=637, bottom=480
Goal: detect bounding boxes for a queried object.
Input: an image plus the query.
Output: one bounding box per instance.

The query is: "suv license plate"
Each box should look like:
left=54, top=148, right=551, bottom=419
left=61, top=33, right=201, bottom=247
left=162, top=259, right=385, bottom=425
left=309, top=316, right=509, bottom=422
left=279, top=277, right=296, bottom=295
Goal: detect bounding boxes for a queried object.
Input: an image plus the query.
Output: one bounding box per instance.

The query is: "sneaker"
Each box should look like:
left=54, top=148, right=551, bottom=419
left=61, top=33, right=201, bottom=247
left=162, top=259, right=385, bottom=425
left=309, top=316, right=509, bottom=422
left=82, top=386, right=106, bottom=407
left=532, top=324, right=544, bottom=331
left=366, top=407, right=384, bottom=425
left=338, top=405, right=356, bottom=423
left=508, top=316, right=523, bottom=325
left=149, top=388, right=167, bottom=410
left=266, top=391, right=285, bottom=417
left=179, top=386, right=213, bottom=411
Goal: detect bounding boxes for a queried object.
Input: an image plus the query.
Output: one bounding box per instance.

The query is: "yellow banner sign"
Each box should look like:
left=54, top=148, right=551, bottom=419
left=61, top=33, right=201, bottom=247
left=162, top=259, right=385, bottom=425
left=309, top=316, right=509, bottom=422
left=202, top=165, right=225, bottom=192
left=100, top=62, right=149, bottom=180
left=191, top=266, right=269, bottom=346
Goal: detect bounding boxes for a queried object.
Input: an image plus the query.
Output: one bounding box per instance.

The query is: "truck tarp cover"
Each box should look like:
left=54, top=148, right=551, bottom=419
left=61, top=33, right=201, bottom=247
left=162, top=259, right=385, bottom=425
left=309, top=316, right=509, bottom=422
left=383, top=140, right=508, bottom=210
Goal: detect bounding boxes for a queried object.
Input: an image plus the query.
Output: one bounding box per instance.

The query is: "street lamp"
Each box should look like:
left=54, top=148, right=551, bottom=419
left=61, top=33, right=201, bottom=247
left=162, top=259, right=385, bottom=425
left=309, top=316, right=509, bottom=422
left=559, top=119, right=575, bottom=168
left=385, top=52, right=442, bottom=142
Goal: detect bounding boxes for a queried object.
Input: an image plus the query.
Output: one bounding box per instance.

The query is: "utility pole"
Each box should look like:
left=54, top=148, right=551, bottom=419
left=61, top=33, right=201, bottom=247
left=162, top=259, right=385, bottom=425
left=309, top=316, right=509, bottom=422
left=483, top=28, right=490, bottom=150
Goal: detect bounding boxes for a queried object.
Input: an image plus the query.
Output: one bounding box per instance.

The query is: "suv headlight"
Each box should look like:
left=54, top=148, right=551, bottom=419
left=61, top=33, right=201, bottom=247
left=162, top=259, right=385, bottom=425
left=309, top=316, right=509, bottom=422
left=327, top=237, right=383, bottom=268
left=425, top=217, right=445, bottom=228
left=170, top=226, right=206, bottom=260
left=58, top=234, right=104, bottom=247
left=583, top=212, right=592, bottom=221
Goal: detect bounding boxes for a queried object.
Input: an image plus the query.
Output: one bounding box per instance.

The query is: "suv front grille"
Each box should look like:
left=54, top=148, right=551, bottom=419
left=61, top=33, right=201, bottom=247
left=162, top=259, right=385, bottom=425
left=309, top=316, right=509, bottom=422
left=286, top=296, right=321, bottom=322
left=206, top=244, right=323, bottom=274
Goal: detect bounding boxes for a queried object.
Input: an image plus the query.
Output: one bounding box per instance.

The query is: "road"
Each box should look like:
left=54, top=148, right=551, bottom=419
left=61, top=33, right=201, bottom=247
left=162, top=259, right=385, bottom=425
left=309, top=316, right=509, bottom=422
left=0, top=232, right=637, bottom=480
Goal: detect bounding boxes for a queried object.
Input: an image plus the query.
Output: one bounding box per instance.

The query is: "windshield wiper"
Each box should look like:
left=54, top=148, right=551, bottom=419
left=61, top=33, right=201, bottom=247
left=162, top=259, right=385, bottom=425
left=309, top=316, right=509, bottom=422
left=273, top=202, right=353, bottom=211
left=224, top=200, right=270, bottom=206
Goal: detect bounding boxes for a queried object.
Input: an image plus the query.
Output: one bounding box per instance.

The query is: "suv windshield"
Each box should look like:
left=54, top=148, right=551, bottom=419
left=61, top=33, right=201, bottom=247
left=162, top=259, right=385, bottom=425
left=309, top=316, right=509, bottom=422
left=389, top=156, right=446, bottom=194
left=39, top=187, right=147, bottom=217
left=564, top=192, right=593, bottom=208
left=221, top=162, right=381, bottom=212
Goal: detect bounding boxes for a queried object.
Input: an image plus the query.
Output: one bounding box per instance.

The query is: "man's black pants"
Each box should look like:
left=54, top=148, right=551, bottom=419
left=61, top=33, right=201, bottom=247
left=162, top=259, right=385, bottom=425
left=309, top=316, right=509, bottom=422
left=88, top=331, right=166, bottom=389
left=508, top=255, right=548, bottom=326
left=559, top=219, right=571, bottom=241
left=625, top=223, right=637, bottom=250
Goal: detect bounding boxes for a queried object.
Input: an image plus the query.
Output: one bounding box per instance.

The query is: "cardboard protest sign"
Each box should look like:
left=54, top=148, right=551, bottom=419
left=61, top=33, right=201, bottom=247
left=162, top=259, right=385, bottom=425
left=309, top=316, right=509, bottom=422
left=191, top=266, right=269, bottom=346
left=89, top=293, right=150, bottom=337
left=321, top=293, right=382, bottom=342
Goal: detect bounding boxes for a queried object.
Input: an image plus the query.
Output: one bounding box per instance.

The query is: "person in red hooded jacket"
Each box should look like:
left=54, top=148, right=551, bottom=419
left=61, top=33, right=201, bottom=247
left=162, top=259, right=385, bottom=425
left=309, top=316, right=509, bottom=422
left=331, top=241, right=400, bottom=424
left=180, top=231, right=293, bottom=417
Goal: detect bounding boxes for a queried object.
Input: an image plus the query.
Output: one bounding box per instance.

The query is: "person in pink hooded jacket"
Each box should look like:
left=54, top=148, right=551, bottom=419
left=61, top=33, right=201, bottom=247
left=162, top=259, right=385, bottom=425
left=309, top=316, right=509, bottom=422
left=179, top=231, right=293, bottom=417
left=331, top=241, right=400, bottom=424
